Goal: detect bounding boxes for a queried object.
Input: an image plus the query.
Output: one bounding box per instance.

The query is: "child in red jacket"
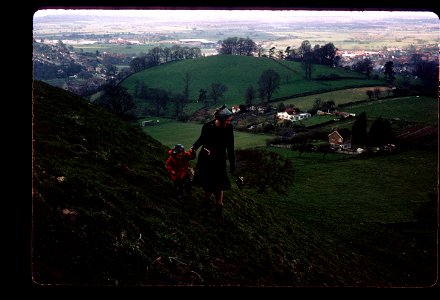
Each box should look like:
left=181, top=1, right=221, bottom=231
left=165, top=144, right=196, bottom=200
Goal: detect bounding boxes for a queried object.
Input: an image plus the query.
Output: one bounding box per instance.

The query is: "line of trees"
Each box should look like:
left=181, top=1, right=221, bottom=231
left=131, top=75, right=230, bottom=118
left=218, top=37, right=257, bottom=56
left=284, top=40, right=337, bottom=67
left=218, top=37, right=438, bottom=94
left=129, top=45, right=202, bottom=73
left=218, top=37, right=338, bottom=80
left=219, top=37, right=338, bottom=68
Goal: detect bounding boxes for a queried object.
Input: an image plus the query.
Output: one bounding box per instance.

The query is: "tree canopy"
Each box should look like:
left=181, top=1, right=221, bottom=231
left=219, top=37, right=257, bottom=56
left=351, top=112, right=368, bottom=146
left=95, top=85, right=136, bottom=121
left=257, top=69, right=280, bottom=102
left=235, top=149, right=295, bottom=194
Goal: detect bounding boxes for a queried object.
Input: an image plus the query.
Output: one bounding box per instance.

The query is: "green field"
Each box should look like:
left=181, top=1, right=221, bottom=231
left=262, top=146, right=437, bottom=285
left=269, top=147, right=437, bottom=223
left=120, top=55, right=385, bottom=116
left=344, top=96, right=439, bottom=125
left=142, top=117, right=271, bottom=149
left=303, top=95, right=439, bottom=131
left=142, top=107, right=438, bottom=229
left=277, top=86, right=392, bottom=111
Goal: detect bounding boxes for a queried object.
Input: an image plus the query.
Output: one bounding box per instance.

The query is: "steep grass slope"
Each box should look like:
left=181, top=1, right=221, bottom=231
left=31, top=80, right=322, bottom=286
left=31, top=81, right=437, bottom=287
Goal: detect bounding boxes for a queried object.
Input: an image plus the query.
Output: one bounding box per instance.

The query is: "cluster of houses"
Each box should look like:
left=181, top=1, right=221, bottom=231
left=335, top=48, right=437, bottom=74
left=276, top=111, right=312, bottom=122
left=231, top=105, right=272, bottom=114
left=275, top=107, right=354, bottom=123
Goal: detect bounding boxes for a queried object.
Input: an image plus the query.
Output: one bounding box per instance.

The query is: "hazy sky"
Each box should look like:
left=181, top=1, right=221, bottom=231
left=33, top=9, right=438, bottom=22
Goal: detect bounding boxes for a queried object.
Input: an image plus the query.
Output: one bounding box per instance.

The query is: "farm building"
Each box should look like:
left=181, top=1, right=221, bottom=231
left=277, top=112, right=311, bottom=122
left=328, top=128, right=352, bottom=149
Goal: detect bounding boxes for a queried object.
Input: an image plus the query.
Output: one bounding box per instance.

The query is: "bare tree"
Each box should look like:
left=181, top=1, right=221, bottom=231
left=198, top=89, right=208, bottom=107
left=183, top=73, right=191, bottom=102
left=302, top=52, right=313, bottom=79
left=209, top=83, right=227, bottom=104
left=244, top=85, right=256, bottom=105
left=257, top=69, right=280, bottom=103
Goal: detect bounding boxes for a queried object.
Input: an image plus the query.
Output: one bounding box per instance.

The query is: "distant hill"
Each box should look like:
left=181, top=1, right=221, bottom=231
left=120, top=55, right=385, bottom=116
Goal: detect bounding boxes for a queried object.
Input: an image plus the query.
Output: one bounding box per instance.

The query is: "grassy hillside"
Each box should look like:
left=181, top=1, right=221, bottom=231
left=344, top=96, right=438, bottom=125
left=32, top=81, right=437, bottom=287
left=139, top=117, right=271, bottom=149
left=31, top=80, right=324, bottom=286
left=276, top=86, right=393, bottom=111
left=120, top=55, right=385, bottom=116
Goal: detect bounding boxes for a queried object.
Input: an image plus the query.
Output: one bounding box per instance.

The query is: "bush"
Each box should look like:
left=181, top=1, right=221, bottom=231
left=235, top=149, right=295, bottom=194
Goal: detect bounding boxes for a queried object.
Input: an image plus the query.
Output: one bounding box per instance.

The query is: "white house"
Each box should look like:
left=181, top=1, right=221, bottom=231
left=277, top=112, right=311, bottom=122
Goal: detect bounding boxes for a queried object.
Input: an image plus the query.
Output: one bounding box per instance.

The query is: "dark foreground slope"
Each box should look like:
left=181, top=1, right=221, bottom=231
left=31, top=81, right=437, bottom=287
left=32, top=80, right=313, bottom=287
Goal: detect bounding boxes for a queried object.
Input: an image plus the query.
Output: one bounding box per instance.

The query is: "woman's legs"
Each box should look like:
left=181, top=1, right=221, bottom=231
left=202, top=189, right=224, bottom=218
left=215, top=190, right=224, bottom=218
left=215, top=191, right=223, bottom=206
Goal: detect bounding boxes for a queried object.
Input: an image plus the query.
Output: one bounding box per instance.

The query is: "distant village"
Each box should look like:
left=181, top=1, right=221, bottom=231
left=36, top=36, right=436, bottom=66
left=34, top=35, right=437, bottom=157
left=34, top=37, right=437, bottom=97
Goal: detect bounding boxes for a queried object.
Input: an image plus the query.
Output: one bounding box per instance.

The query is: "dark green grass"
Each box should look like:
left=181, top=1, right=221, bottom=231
left=141, top=117, right=270, bottom=149
left=270, top=148, right=437, bottom=223
left=276, top=86, right=392, bottom=111
left=32, top=80, right=438, bottom=287
left=261, top=147, right=438, bottom=286
left=120, top=55, right=385, bottom=112
left=289, top=95, right=438, bottom=130
left=345, top=96, right=438, bottom=124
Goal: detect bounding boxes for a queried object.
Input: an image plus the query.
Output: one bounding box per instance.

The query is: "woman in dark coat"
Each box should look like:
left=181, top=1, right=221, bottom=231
left=191, top=105, right=235, bottom=218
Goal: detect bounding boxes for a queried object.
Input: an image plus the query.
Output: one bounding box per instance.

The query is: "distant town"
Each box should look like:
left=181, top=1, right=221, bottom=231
left=33, top=35, right=438, bottom=97
left=33, top=10, right=439, bottom=97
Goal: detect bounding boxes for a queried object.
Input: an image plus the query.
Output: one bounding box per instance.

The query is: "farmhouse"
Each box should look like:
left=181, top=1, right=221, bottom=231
left=328, top=128, right=352, bottom=149
left=277, top=112, right=311, bottom=122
